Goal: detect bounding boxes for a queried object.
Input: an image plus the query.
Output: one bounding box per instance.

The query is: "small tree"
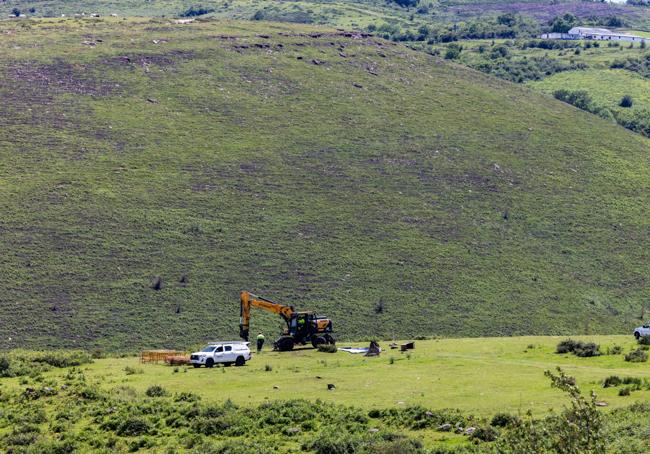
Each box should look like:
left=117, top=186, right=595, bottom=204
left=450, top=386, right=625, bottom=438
left=497, top=368, right=605, bottom=453
left=444, top=43, right=462, bottom=60
left=620, top=95, right=633, bottom=108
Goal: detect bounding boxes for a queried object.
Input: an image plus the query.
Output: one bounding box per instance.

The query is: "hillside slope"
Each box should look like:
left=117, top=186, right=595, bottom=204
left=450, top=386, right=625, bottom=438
left=1, top=19, right=650, bottom=350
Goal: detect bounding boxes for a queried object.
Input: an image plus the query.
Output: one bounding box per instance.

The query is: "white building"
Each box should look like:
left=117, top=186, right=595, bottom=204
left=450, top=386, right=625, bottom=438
left=541, top=27, right=649, bottom=43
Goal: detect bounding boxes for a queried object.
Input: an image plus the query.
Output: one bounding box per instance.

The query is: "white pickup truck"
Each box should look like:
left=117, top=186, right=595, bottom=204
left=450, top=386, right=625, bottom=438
left=190, top=342, right=251, bottom=368
left=633, top=324, right=650, bottom=340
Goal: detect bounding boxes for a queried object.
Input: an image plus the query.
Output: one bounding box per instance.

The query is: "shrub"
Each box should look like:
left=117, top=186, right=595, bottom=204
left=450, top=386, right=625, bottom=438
left=619, top=387, right=631, bottom=396
left=625, top=349, right=648, bottom=363
left=145, top=385, right=168, bottom=397
left=491, top=412, right=519, bottom=427
left=174, top=392, right=200, bottom=402
left=117, top=418, right=151, bottom=436
left=264, top=364, right=273, bottom=371
left=620, top=95, right=634, bottom=108
left=124, top=366, right=143, bottom=375
left=603, top=376, right=622, bottom=388
left=553, top=91, right=595, bottom=112
left=471, top=426, right=500, bottom=442
left=0, top=356, right=10, bottom=376
left=556, top=339, right=578, bottom=354
left=555, top=339, right=600, bottom=357
left=637, top=335, right=650, bottom=345
left=317, top=344, right=337, bottom=353
left=497, top=368, right=605, bottom=452
left=609, top=345, right=623, bottom=355
left=574, top=342, right=600, bottom=357
left=444, top=43, right=462, bottom=60
left=180, top=6, right=215, bottom=17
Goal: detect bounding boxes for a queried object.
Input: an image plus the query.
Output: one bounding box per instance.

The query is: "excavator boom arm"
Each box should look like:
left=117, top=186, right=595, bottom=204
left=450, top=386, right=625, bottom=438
left=239, top=290, right=295, bottom=341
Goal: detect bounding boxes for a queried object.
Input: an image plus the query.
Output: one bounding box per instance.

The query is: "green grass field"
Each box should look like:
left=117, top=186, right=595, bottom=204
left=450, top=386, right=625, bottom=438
left=11, top=336, right=646, bottom=415
left=2, top=18, right=650, bottom=350
left=2, top=336, right=650, bottom=452
left=528, top=68, right=650, bottom=117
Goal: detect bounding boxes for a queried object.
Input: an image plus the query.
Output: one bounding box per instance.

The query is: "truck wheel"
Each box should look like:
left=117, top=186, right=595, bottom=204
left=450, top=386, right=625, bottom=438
left=276, top=337, right=295, bottom=352
left=206, top=358, right=214, bottom=368
left=635, top=332, right=641, bottom=340
left=312, top=336, right=326, bottom=348
left=193, top=364, right=201, bottom=368
left=235, top=356, right=245, bottom=367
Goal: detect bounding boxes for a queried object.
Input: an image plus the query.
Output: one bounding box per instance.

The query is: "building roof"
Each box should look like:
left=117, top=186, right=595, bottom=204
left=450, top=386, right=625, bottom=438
left=568, top=27, right=613, bottom=35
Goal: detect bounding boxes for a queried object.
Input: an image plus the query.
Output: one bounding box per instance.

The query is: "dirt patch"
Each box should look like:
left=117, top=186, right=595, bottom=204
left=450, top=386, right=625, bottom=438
left=7, top=59, right=120, bottom=97
left=102, top=50, right=195, bottom=69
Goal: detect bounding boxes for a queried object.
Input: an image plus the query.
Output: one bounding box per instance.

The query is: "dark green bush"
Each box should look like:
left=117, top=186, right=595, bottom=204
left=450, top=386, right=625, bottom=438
left=317, top=344, right=337, bottom=353
left=180, top=6, right=215, bottom=17
left=619, top=387, right=631, bottom=396
left=603, top=376, right=622, bottom=388
left=609, top=345, right=623, bottom=355
left=444, top=44, right=462, bottom=60
left=573, top=342, right=600, bottom=357
left=145, top=385, right=168, bottom=397
left=491, top=412, right=519, bottom=427
left=625, top=349, right=648, bottom=363
left=174, top=392, right=200, bottom=402
left=620, top=95, right=634, bottom=108
left=637, top=335, right=650, bottom=345
left=471, top=426, right=500, bottom=442
left=556, top=339, right=578, bottom=354
left=116, top=417, right=151, bottom=436
left=555, top=339, right=600, bottom=357
left=369, top=406, right=465, bottom=430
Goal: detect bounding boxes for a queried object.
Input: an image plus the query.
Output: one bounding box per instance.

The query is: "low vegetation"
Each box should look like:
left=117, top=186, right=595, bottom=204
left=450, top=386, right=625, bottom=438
left=1, top=339, right=650, bottom=452
left=0, top=350, right=93, bottom=377
left=556, top=339, right=601, bottom=357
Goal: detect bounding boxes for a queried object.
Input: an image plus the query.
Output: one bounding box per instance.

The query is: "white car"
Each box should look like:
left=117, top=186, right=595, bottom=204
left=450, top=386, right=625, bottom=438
left=190, top=342, right=251, bottom=368
left=633, top=324, right=650, bottom=340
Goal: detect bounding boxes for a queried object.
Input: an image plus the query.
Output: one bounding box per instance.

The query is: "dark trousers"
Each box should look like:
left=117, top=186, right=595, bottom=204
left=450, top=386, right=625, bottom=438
left=257, top=339, right=264, bottom=352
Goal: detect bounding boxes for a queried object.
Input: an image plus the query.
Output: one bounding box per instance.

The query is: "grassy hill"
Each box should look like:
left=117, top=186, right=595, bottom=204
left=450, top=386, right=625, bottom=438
left=4, top=0, right=650, bottom=29
left=2, top=18, right=650, bottom=350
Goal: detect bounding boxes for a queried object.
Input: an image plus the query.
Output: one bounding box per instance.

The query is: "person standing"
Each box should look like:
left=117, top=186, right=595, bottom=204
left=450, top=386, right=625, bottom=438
left=256, top=332, right=265, bottom=352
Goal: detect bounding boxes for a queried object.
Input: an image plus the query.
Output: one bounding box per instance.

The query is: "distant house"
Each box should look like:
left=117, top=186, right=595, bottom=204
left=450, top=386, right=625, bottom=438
left=541, top=27, right=649, bottom=43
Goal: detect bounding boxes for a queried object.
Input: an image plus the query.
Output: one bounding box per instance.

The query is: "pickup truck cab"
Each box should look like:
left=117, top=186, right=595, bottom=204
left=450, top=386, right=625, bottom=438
left=633, top=324, right=650, bottom=340
left=190, top=342, right=251, bottom=368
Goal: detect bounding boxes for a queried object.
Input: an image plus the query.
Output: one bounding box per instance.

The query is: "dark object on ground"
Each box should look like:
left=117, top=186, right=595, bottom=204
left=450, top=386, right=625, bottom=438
left=327, top=384, right=336, bottom=390
left=365, top=341, right=381, bottom=357
left=556, top=339, right=600, bottom=357
left=400, top=342, right=415, bottom=352
left=151, top=276, right=163, bottom=290
left=625, top=349, right=648, bottom=362
left=389, top=342, right=398, bottom=349
left=165, top=355, right=189, bottom=366
left=317, top=344, right=337, bottom=353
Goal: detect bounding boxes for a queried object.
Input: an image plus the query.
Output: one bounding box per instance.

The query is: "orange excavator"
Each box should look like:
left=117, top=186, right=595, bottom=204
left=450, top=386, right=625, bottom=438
left=239, top=290, right=335, bottom=351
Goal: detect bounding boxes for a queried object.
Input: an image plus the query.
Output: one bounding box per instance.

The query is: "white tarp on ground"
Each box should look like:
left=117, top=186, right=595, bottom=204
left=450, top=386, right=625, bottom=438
left=338, top=347, right=369, bottom=354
